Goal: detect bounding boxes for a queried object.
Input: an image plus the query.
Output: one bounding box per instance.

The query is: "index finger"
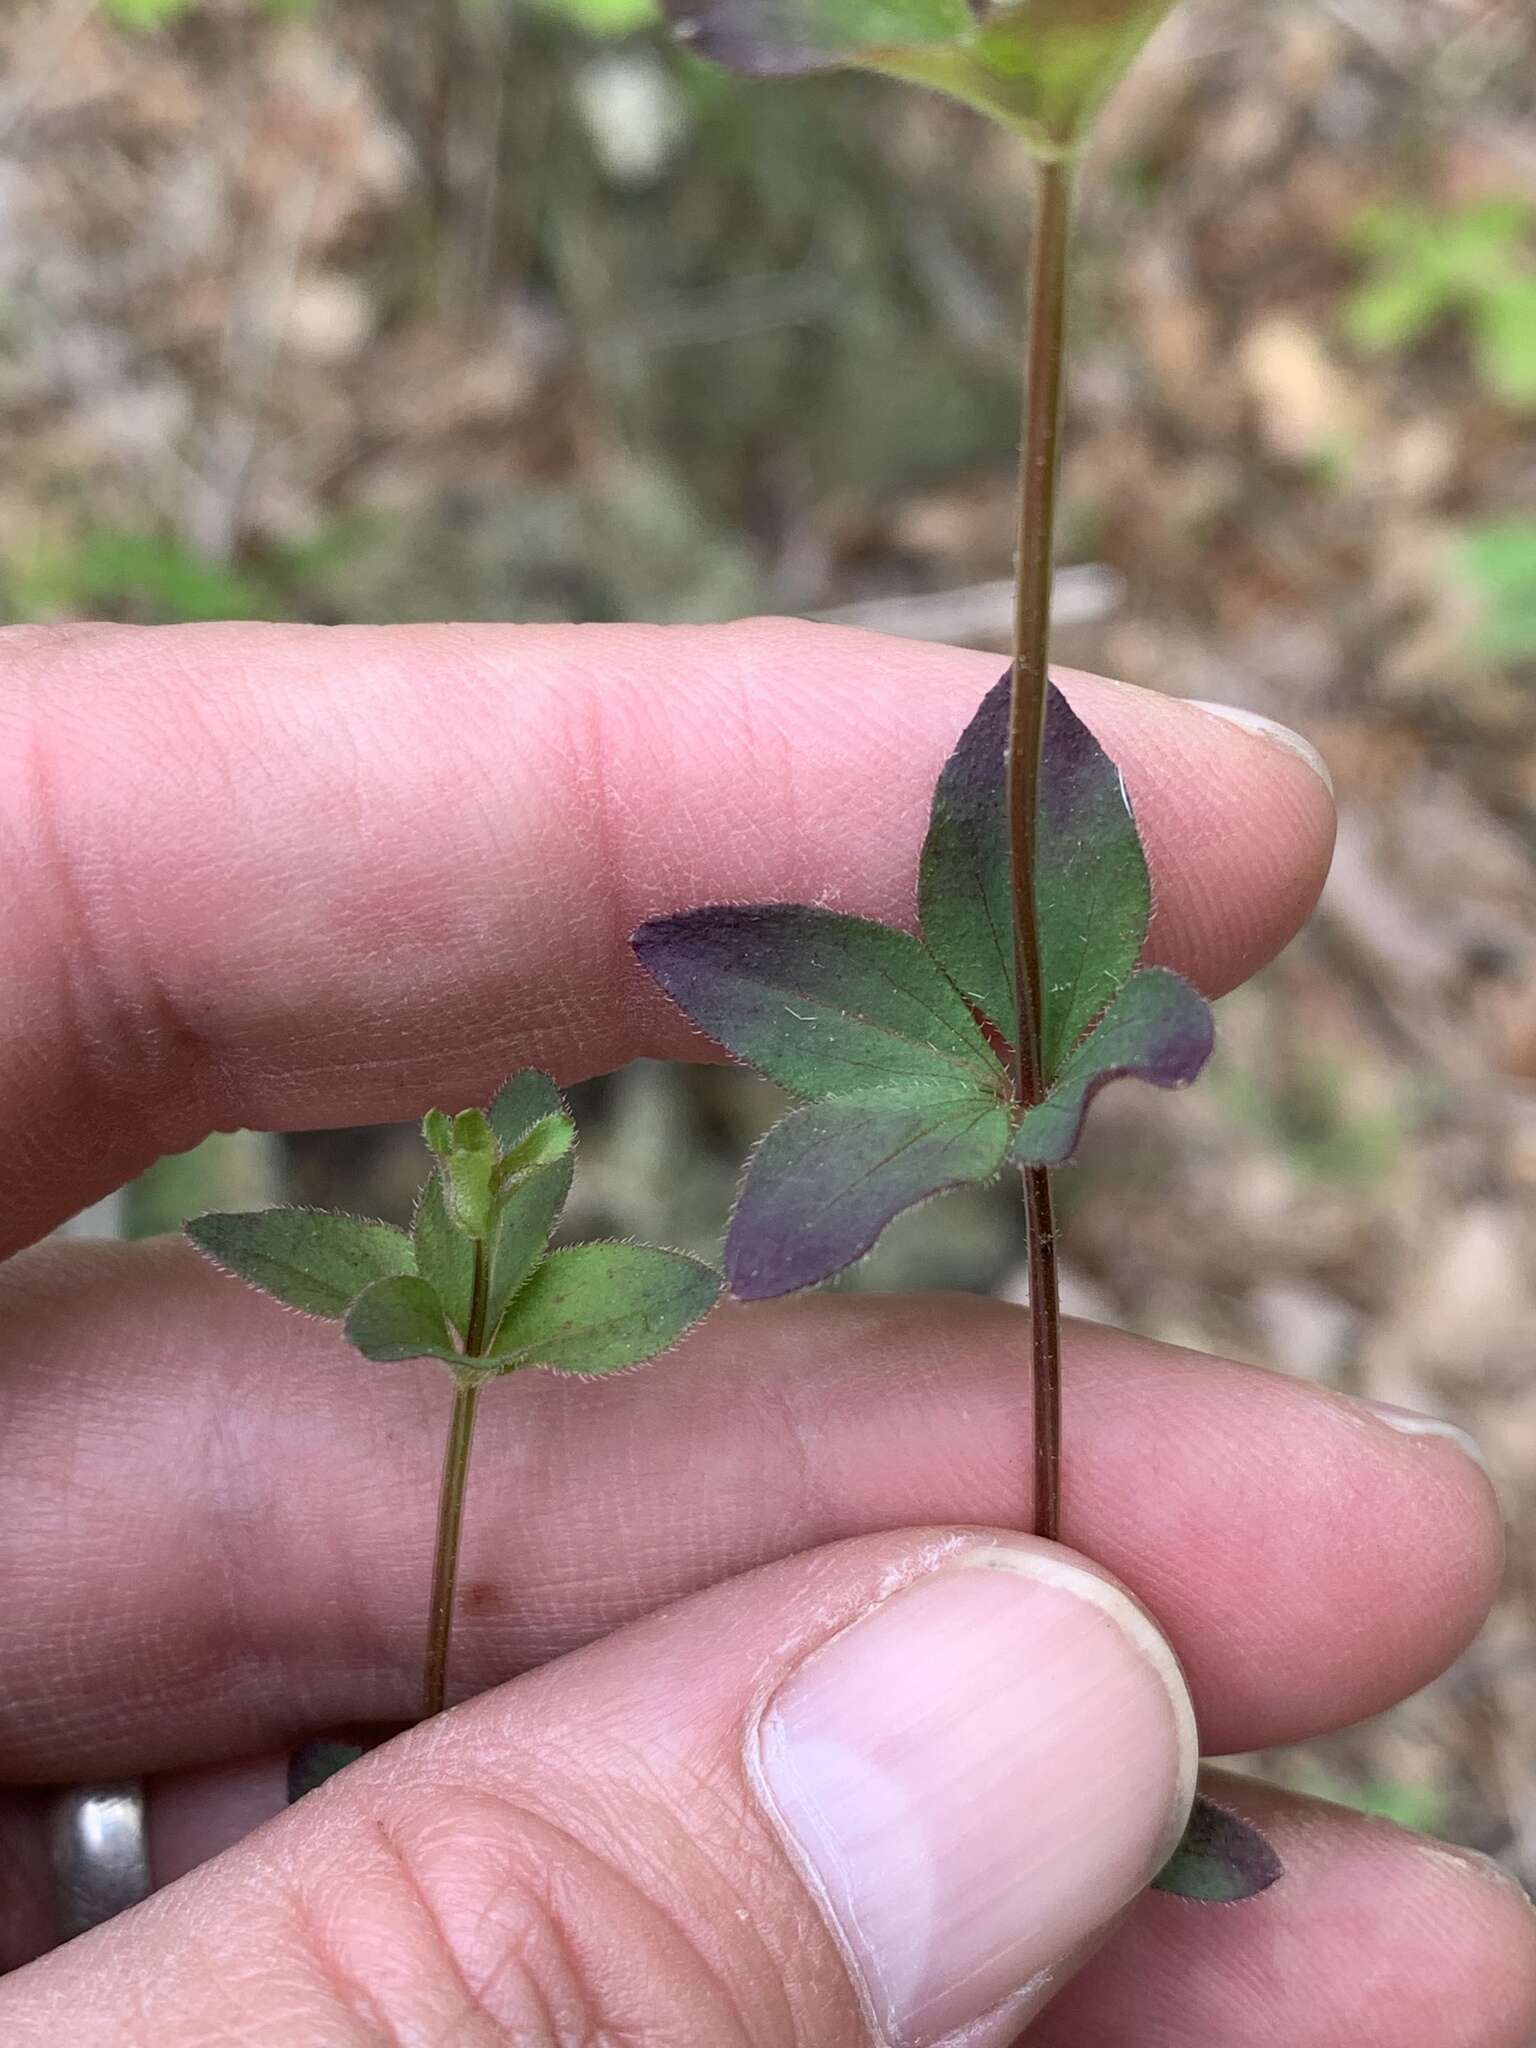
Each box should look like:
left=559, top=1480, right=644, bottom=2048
left=0, top=617, right=1334, bottom=1253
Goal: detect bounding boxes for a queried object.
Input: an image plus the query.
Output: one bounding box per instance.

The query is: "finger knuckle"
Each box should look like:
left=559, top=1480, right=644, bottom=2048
left=292, top=1781, right=770, bottom=2048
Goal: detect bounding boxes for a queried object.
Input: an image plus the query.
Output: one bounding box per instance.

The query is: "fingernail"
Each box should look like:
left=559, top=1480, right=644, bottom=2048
left=1184, top=699, right=1333, bottom=794
left=1353, top=1397, right=1489, bottom=1477
left=751, top=1544, right=1197, bottom=2048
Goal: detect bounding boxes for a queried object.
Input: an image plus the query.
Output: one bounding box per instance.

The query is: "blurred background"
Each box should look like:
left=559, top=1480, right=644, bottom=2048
left=6, top=0, right=1536, bottom=1885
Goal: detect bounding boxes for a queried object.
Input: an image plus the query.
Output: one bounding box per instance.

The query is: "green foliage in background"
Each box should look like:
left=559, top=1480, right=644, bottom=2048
left=1273, top=1760, right=1450, bottom=1837
left=525, top=0, right=662, bottom=35
left=1343, top=197, right=1536, bottom=411
left=0, top=522, right=373, bottom=629
left=124, top=1133, right=284, bottom=1239
left=4, top=529, right=269, bottom=625
left=1456, top=520, right=1536, bottom=666
left=103, top=0, right=312, bottom=27
left=105, top=0, right=659, bottom=30
left=1215, top=1050, right=1416, bottom=1189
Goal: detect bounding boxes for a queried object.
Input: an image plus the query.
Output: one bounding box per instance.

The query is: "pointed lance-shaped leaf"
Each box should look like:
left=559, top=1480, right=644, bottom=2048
left=442, top=1143, right=495, bottom=1240
left=919, top=676, right=1149, bottom=1080
left=726, top=1094, right=1011, bottom=1298
left=666, top=0, right=968, bottom=74
left=451, top=1109, right=494, bottom=1153
left=1152, top=1796, right=1284, bottom=1903
left=918, top=671, right=1018, bottom=1050
left=494, top=1110, right=576, bottom=1192
left=1034, top=681, right=1151, bottom=1078
left=412, top=1170, right=477, bottom=1339
left=659, top=0, right=1179, bottom=154
left=484, top=1154, right=576, bottom=1336
left=1010, top=966, right=1213, bottom=1168
left=632, top=904, right=1004, bottom=1104
left=488, top=1244, right=721, bottom=1373
left=344, top=1275, right=463, bottom=1366
left=487, top=1070, right=566, bottom=1153
left=186, top=1208, right=414, bottom=1320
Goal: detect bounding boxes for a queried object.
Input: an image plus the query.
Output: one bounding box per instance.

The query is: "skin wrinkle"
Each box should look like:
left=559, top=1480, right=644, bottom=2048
left=367, top=1784, right=755, bottom=2048
left=0, top=1244, right=1501, bottom=1778
left=14, top=702, right=144, bottom=1157
left=355, top=1809, right=511, bottom=2044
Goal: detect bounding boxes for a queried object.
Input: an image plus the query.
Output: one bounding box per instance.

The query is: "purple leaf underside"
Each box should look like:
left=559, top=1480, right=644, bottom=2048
left=633, top=903, right=1002, bottom=1102
left=1152, top=1795, right=1284, bottom=1903
left=661, top=0, right=976, bottom=75
left=726, top=1095, right=1011, bottom=1298
left=1010, top=967, right=1213, bottom=1167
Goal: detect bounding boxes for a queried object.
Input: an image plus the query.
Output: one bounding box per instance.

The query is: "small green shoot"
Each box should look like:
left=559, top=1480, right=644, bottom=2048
left=188, top=1071, right=720, bottom=1716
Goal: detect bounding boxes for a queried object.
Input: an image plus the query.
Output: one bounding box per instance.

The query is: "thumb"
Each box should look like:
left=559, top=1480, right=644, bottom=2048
left=5, top=1530, right=1195, bottom=2047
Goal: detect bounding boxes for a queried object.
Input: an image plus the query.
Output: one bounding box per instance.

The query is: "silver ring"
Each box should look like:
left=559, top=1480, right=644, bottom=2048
left=49, top=1781, right=150, bottom=1939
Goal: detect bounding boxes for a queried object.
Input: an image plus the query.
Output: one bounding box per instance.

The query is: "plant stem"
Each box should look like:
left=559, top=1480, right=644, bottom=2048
left=1007, top=152, right=1076, bottom=1547
left=422, top=1238, right=490, bottom=1718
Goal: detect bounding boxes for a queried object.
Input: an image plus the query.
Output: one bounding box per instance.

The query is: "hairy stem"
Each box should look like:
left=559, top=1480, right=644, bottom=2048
left=423, top=1238, right=489, bottom=1717
left=1008, top=153, right=1076, bottom=1546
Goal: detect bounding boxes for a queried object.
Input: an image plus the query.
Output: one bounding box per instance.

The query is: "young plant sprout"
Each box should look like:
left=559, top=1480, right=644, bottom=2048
left=187, top=1070, right=720, bottom=1720
left=636, top=0, right=1283, bottom=1903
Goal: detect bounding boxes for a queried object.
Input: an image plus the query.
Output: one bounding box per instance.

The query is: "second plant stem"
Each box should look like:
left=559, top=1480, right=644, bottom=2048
left=1008, top=152, right=1076, bottom=1548
left=423, top=1236, right=490, bottom=1717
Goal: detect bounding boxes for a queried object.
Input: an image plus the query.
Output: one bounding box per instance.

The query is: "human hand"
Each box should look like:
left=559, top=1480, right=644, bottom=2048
left=0, top=618, right=1529, bottom=2045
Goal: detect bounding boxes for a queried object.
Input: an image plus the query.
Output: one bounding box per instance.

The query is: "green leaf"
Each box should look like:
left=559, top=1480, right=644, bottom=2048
left=1011, top=967, right=1214, bottom=1167
left=186, top=1208, right=414, bottom=1319
left=1476, top=278, right=1536, bottom=410
left=452, top=1109, right=494, bottom=1152
left=918, top=673, right=1020, bottom=1052
left=1152, top=1796, right=1283, bottom=1902
left=494, top=1111, right=576, bottom=1190
left=344, top=1275, right=463, bottom=1365
left=665, top=0, right=970, bottom=72
left=287, top=1738, right=364, bottom=1804
left=489, top=1243, right=720, bottom=1372
left=443, top=1145, right=496, bottom=1239
left=919, top=677, right=1150, bottom=1078
left=422, top=1108, right=455, bottom=1157
left=632, top=904, right=1005, bottom=1103
left=528, top=0, right=662, bottom=34
left=1035, top=684, right=1151, bottom=1076
left=487, top=1070, right=566, bottom=1151
left=1456, top=519, right=1536, bottom=663
left=412, top=1171, right=478, bottom=1338
left=1341, top=268, right=1447, bottom=356
left=659, top=0, right=1178, bottom=151
left=484, top=1156, right=576, bottom=1335
left=726, top=1094, right=1011, bottom=1298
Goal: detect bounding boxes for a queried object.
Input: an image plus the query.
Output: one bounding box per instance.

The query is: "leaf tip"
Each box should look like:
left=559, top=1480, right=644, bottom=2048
left=1152, top=1796, right=1284, bottom=1904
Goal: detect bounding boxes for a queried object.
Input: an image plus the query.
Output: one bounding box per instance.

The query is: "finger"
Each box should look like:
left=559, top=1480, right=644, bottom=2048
left=0, top=1530, right=1199, bottom=2045
left=1030, top=1771, right=1536, bottom=2047
left=0, top=619, right=1335, bottom=1251
left=0, top=1238, right=1496, bottom=1776
left=15, top=1769, right=1533, bottom=2048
